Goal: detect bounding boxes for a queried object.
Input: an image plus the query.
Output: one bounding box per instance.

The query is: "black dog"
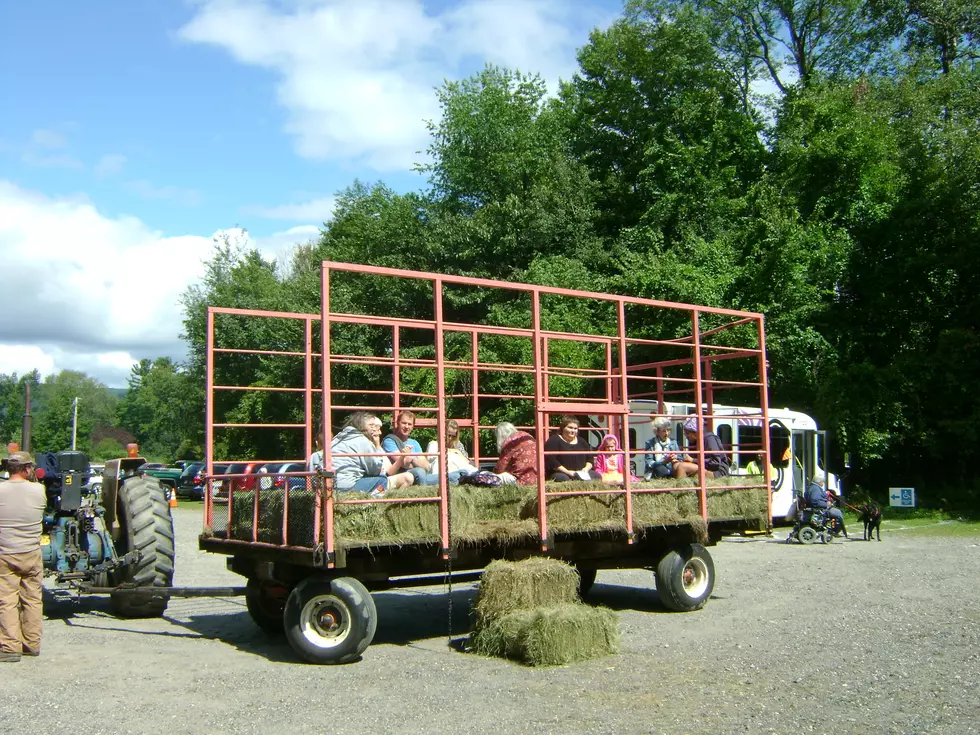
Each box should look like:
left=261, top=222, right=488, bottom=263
left=859, top=504, right=882, bottom=541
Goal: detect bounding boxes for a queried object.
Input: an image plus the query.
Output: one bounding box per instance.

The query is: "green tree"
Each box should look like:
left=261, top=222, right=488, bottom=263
left=118, top=358, right=200, bottom=461
left=30, top=371, right=119, bottom=453
left=0, top=370, right=40, bottom=448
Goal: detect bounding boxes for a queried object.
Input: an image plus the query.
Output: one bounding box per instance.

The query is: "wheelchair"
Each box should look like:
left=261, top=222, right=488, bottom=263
left=786, top=505, right=843, bottom=545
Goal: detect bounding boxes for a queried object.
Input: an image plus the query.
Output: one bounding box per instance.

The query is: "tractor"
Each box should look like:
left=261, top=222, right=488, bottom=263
left=34, top=448, right=175, bottom=617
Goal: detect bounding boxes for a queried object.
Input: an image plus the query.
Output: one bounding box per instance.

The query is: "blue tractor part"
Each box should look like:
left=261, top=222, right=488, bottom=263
left=37, top=451, right=128, bottom=578
left=36, top=450, right=175, bottom=617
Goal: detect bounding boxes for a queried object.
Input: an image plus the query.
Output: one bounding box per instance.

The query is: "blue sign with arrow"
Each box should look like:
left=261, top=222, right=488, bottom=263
left=889, top=487, right=916, bottom=508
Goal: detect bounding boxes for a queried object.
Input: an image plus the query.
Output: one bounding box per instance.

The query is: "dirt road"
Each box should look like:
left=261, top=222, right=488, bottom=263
left=3, top=505, right=978, bottom=735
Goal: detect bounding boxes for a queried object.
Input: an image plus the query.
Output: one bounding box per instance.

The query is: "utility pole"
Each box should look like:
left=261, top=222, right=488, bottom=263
left=72, top=396, right=79, bottom=451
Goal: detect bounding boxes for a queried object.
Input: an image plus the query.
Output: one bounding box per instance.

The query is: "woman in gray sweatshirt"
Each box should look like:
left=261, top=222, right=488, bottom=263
left=328, top=412, right=414, bottom=494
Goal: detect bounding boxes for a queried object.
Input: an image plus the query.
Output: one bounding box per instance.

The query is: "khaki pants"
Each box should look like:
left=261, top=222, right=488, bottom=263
left=0, top=549, right=43, bottom=655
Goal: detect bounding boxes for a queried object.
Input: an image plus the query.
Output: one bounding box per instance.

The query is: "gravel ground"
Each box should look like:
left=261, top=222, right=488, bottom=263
left=2, top=504, right=978, bottom=735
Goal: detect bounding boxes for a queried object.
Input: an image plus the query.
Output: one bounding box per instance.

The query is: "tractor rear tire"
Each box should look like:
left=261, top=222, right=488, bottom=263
left=110, top=476, right=175, bottom=618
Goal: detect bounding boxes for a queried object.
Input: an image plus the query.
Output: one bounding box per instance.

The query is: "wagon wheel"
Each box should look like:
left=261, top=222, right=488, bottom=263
left=284, top=576, right=377, bottom=664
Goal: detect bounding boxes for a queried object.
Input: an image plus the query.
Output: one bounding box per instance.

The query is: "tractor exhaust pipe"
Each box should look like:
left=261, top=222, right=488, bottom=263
left=22, top=382, right=32, bottom=453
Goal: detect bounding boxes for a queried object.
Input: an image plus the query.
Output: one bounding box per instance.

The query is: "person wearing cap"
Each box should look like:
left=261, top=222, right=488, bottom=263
left=673, top=416, right=730, bottom=479
left=0, top=450, right=47, bottom=662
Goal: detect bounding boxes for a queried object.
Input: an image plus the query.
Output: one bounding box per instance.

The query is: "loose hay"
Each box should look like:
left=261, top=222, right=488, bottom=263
left=473, top=558, right=580, bottom=625
left=471, top=604, right=619, bottom=666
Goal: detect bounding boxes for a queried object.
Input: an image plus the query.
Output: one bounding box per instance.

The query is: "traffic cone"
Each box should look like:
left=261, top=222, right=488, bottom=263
left=169, top=488, right=178, bottom=509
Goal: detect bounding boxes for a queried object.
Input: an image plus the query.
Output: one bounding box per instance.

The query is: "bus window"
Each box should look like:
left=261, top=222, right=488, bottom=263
left=717, top=424, right=733, bottom=465
left=770, top=422, right=790, bottom=468
left=737, top=425, right=763, bottom=468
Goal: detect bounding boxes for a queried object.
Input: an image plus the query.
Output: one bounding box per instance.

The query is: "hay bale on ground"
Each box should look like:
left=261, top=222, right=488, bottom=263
left=473, top=558, right=580, bottom=625
left=471, top=604, right=619, bottom=666
left=470, top=557, right=619, bottom=666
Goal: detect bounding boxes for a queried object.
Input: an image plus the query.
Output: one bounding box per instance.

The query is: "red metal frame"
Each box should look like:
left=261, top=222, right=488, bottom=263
left=202, top=262, right=771, bottom=563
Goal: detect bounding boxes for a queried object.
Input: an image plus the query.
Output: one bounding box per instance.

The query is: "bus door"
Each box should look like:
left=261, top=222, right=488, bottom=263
left=769, top=420, right=790, bottom=493
left=792, top=429, right=815, bottom=494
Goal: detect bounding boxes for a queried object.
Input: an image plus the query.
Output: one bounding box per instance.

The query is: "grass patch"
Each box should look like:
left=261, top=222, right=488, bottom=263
left=886, top=519, right=980, bottom=537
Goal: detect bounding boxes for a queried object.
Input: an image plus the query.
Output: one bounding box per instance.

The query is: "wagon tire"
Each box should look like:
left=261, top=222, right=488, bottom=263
left=284, top=576, right=377, bottom=664
left=577, top=568, right=597, bottom=598
left=109, top=476, right=175, bottom=618
left=245, top=577, right=289, bottom=634
left=655, top=544, right=715, bottom=612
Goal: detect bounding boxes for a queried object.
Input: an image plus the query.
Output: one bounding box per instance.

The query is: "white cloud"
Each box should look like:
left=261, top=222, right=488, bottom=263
left=21, top=151, right=84, bottom=170
left=0, top=180, right=216, bottom=387
left=254, top=225, right=321, bottom=265
left=179, top=0, right=604, bottom=170
left=247, top=196, right=336, bottom=222
left=31, top=129, right=68, bottom=149
left=0, top=345, right=57, bottom=379
left=125, top=178, right=201, bottom=206
left=94, top=153, right=127, bottom=177
left=20, top=128, right=83, bottom=169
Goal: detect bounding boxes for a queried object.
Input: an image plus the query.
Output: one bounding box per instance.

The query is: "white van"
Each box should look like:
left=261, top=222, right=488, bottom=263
left=586, top=401, right=839, bottom=524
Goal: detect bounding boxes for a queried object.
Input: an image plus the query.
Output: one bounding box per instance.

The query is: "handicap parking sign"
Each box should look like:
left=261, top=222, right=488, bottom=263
left=889, top=487, right=916, bottom=508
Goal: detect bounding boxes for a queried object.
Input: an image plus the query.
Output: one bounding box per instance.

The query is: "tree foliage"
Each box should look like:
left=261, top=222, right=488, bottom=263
left=155, top=2, right=980, bottom=508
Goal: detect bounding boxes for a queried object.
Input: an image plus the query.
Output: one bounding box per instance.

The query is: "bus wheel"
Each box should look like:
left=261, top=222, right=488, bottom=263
left=655, top=544, right=715, bottom=612
left=284, top=576, right=377, bottom=664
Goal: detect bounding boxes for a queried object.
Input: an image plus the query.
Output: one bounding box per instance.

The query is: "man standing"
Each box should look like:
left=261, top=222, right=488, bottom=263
left=0, top=450, right=47, bottom=662
left=382, top=411, right=438, bottom=486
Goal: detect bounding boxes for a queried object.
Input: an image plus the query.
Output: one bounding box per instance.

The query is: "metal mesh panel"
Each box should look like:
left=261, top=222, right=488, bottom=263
left=227, top=474, right=317, bottom=547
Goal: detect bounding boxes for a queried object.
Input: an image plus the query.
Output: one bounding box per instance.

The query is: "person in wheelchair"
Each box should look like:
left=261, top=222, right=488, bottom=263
left=791, top=469, right=847, bottom=541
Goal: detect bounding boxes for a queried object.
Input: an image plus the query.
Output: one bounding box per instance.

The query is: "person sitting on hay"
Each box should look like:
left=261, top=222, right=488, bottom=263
left=544, top=415, right=601, bottom=482
left=644, top=417, right=680, bottom=479
left=382, top=411, right=438, bottom=486
left=425, top=419, right=479, bottom=485
left=332, top=412, right=415, bottom=495
left=593, top=434, right=639, bottom=484
left=494, top=422, right=537, bottom=485
left=672, top=416, right=730, bottom=479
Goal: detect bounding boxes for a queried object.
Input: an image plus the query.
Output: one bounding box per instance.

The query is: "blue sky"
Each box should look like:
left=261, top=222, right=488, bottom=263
left=0, top=0, right=620, bottom=387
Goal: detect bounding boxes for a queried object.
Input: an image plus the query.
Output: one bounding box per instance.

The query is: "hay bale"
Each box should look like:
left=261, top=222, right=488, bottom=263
left=471, top=604, right=619, bottom=666
left=230, top=489, right=316, bottom=546
left=473, top=558, right=580, bottom=625
left=228, top=479, right=769, bottom=549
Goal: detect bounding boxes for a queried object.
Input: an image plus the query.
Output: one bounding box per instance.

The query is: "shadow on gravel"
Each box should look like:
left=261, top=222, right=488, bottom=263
left=582, top=582, right=728, bottom=612
left=371, top=585, right=479, bottom=646
left=42, top=587, right=114, bottom=620
left=170, top=612, right=299, bottom=662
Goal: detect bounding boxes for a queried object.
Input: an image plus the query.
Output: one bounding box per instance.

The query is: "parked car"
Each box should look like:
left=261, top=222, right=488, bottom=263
left=138, top=463, right=183, bottom=491
left=255, top=461, right=308, bottom=491
left=85, top=463, right=105, bottom=498
left=176, top=461, right=206, bottom=500
left=212, top=462, right=251, bottom=502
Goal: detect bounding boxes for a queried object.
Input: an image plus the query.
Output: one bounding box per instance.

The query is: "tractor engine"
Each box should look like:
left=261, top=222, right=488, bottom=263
left=36, top=451, right=118, bottom=580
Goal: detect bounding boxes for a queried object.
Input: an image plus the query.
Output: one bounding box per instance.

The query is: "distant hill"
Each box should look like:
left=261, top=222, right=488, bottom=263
left=109, top=388, right=128, bottom=399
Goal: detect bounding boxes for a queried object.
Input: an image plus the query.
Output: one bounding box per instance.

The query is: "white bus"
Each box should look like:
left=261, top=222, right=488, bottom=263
left=587, top=401, right=839, bottom=524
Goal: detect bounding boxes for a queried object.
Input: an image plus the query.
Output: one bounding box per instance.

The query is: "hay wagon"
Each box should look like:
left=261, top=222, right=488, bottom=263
left=199, top=263, right=774, bottom=664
